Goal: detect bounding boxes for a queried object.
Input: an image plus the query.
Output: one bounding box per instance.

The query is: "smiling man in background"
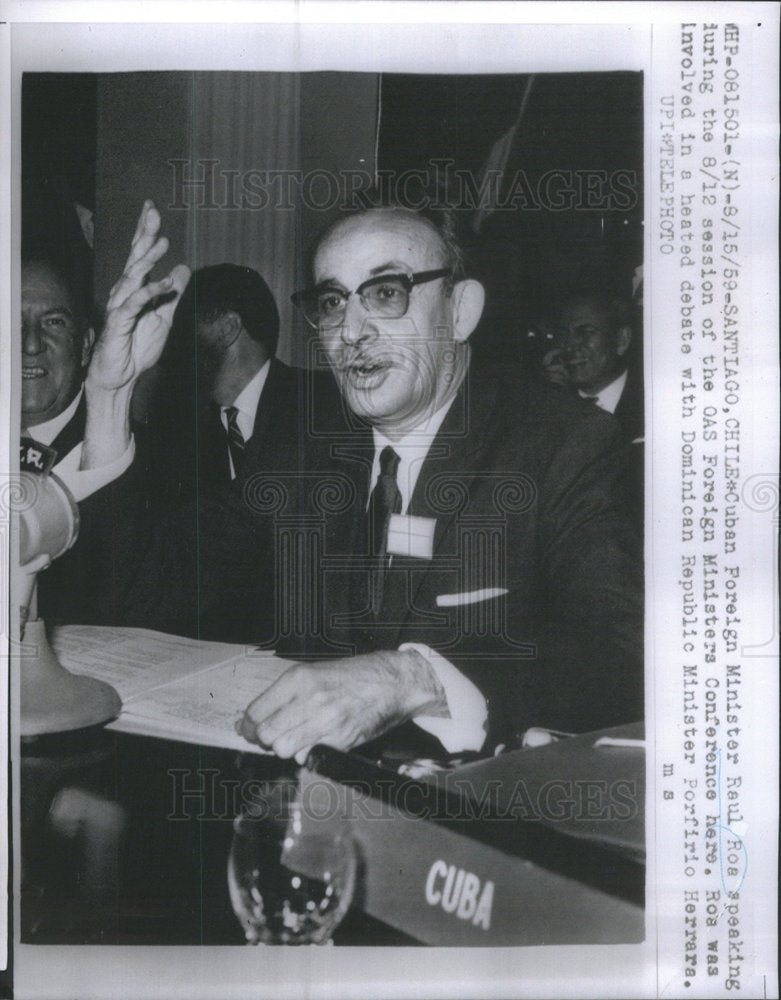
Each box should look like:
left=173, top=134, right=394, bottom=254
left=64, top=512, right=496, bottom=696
left=21, top=257, right=95, bottom=459
left=550, top=288, right=643, bottom=444
left=545, top=287, right=644, bottom=529
left=20, top=255, right=104, bottom=624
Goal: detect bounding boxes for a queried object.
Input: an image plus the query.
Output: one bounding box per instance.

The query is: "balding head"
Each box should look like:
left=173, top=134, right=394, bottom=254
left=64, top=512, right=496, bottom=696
left=303, top=206, right=484, bottom=437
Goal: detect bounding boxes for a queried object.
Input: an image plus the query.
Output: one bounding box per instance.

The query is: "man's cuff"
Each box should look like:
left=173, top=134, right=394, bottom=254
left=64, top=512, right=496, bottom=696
left=54, top=436, right=135, bottom=502
left=399, top=642, right=487, bottom=753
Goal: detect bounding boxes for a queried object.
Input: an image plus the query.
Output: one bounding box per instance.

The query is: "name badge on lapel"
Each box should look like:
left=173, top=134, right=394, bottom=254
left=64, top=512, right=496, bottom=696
left=20, top=437, right=58, bottom=475
left=386, top=514, right=436, bottom=560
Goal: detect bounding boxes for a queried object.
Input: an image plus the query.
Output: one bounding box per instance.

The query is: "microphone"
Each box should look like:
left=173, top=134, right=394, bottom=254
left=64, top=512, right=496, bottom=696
left=16, top=468, right=121, bottom=736
left=19, top=469, right=80, bottom=565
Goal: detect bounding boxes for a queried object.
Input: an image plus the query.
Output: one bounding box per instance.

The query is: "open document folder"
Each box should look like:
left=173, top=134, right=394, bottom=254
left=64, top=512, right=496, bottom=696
left=50, top=625, right=292, bottom=753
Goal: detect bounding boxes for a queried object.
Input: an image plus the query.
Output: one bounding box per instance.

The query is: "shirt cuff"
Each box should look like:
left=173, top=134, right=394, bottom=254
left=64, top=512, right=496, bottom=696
left=399, top=642, right=487, bottom=753
left=54, top=437, right=136, bottom=502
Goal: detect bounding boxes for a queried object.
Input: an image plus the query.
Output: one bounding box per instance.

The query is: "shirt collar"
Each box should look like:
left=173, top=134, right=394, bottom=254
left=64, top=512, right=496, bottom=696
left=230, top=358, right=271, bottom=417
left=579, top=368, right=627, bottom=414
left=24, top=385, right=84, bottom=446
left=371, top=395, right=456, bottom=513
left=222, top=358, right=271, bottom=440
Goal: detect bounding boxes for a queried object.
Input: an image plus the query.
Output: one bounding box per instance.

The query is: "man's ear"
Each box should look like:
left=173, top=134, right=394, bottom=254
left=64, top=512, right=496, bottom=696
left=215, top=311, right=244, bottom=351
left=451, top=279, right=485, bottom=342
left=616, top=325, right=632, bottom=357
left=81, top=327, right=96, bottom=367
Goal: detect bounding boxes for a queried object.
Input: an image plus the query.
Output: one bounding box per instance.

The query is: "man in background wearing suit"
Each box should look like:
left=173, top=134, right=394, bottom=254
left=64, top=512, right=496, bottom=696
left=156, top=263, right=299, bottom=492
left=546, top=288, right=644, bottom=444
left=544, top=288, right=644, bottom=528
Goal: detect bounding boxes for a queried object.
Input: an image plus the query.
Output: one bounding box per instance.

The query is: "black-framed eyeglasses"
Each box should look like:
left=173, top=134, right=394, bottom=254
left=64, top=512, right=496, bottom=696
left=291, top=269, right=452, bottom=329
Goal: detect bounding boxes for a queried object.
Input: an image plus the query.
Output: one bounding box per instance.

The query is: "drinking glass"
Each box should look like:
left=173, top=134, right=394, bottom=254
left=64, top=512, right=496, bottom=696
left=227, top=779, right=356, bottom=945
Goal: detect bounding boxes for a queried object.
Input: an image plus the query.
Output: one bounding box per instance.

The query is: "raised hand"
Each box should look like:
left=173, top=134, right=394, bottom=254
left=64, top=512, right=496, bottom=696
left=87, top=201, right=190, bottom=393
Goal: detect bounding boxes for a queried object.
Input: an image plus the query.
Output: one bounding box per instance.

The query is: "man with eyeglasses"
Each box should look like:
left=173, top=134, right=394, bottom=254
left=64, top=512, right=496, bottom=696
left=77, top=200, right=642, bottom=762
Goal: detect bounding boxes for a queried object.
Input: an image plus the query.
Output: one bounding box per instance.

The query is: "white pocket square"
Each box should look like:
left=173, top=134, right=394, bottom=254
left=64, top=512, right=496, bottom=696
left=436, top=587, right=509, bottom=607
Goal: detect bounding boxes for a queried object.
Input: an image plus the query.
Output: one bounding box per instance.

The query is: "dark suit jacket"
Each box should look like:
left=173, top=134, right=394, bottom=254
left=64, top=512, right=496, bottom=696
left=140, top=357, right=308, bottom=500
left=613, top=365, right=644, bottom=444
left=267, top=365, right=643, bottom=747
left=612, top=366, right=644, bottom=533
left=35, top=391, right=162, bottom=625
left=548, top=366, right=643, bottom=538
left=49, top=393, right=87, bottom=462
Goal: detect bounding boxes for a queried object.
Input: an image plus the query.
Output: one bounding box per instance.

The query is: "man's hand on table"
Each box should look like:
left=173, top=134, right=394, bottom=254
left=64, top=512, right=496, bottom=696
left=239, top=649, right=448, bottom=764
left=82, top=201, right=190, bottom=469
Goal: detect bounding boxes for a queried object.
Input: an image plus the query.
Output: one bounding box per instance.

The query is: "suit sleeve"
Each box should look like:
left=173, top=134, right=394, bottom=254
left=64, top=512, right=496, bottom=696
left=442, top=413, right=643, bottom=748
left=531, top=415, right=643, bottom=731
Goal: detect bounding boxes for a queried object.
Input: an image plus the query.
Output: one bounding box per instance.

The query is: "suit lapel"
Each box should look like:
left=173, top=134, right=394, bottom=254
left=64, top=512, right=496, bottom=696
left=240, top=358, right=301, bottom=480
left=247, top=357, right=282, bottom=449
left=49, top=393, right=87, bottom=463
left=325, top=434, right=374, bottom=639
left=198, top=402, right=232, bottom=484
left=614, top=367, right=644, bottom=441
left=408, top=373, right=498, bottom=527
left=47, top=392, right=87, bottom=462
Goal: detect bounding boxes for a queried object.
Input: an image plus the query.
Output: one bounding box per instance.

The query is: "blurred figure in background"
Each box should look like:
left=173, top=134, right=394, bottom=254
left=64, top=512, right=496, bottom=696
left=543, top=287, right=643, bottom=441
left=142, top=262, right=330, bottom=519
left=156, top=264, right=289, bottom=489
left=542, top=286, right=644, bottom=530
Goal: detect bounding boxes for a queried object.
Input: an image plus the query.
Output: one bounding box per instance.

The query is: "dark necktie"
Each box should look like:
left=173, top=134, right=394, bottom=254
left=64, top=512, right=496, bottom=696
left=367, top=446, right=402, bottom=613
left=225, top=406, right=245, bottom=478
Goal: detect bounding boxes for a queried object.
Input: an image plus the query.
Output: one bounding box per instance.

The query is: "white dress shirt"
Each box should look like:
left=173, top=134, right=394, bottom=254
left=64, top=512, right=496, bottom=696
left=24, top=385, right=135, bottom=503
left=219, top=359, right=271, bottom=477
left=55, top=439, right=135, bottom=503
left=24, top=386, right=84, bottom=447
left=371, top=398, right=488, bottom=753
left=578, top=368, right=627, bottom=414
